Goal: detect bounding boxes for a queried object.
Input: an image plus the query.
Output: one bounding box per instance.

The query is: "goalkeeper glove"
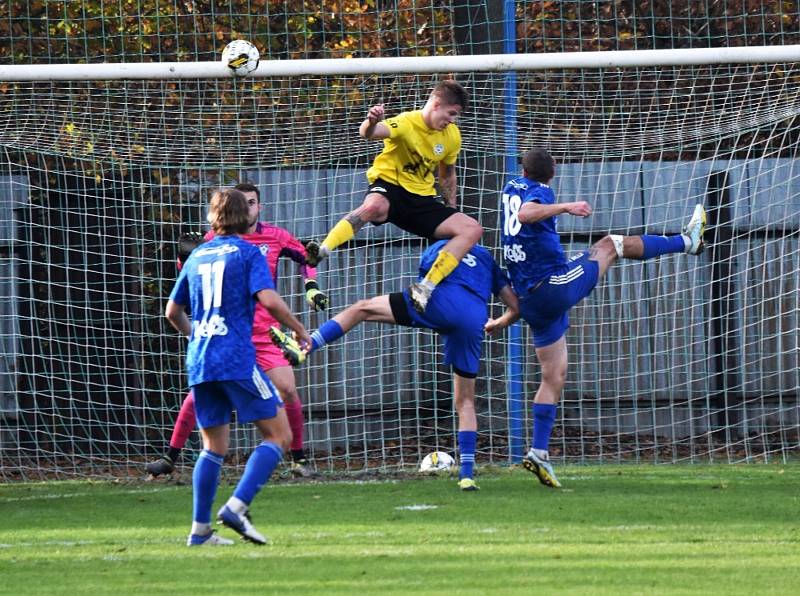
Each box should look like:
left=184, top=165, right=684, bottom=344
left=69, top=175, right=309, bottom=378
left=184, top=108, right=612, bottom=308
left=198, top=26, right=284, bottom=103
left=177, top=232, right=205, bottom=270
left=305, top=280, right=328, bottom=311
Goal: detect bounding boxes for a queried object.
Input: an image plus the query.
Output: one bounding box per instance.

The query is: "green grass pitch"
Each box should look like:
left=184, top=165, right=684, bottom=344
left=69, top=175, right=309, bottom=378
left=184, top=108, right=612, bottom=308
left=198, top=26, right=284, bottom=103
left=1, top=465, right=799, bottom=595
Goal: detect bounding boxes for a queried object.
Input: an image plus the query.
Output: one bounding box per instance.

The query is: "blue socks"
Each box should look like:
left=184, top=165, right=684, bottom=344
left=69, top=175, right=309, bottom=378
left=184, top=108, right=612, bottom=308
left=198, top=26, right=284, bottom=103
left=194, top=442, right=282, bottom=525
left=193, top=449, right=224, bottom=524
left=640, top=234, right=687, bottom=259
left=458, top=430, right=477, bottom=480
left=310, top=320, right=345, bottom=353
left=233, top=441, right=283, bottom=505
left=532, top=403, right=558, bottom=451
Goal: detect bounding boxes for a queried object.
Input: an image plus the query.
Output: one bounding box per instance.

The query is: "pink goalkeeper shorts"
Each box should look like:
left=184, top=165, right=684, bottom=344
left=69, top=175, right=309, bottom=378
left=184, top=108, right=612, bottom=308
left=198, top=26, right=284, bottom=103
left=255, top=339, right=291, bottom=372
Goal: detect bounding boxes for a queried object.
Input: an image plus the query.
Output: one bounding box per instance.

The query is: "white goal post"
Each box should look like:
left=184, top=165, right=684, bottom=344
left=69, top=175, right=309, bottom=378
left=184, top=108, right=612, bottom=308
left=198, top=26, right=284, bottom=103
left=1, top=45, right=800, bottom=79
left=1, top=45, right=799, bottom=480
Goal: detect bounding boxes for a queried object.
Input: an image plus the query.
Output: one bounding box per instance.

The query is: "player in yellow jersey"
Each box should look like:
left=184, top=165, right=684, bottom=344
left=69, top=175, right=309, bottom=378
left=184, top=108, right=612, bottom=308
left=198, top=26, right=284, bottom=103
left=305, top=80, right=483, bottom=313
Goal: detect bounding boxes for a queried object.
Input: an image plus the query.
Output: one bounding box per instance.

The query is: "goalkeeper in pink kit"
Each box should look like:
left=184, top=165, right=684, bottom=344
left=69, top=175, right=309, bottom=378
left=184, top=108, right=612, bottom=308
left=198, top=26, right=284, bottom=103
left=147, top=183, right=327, bottom=478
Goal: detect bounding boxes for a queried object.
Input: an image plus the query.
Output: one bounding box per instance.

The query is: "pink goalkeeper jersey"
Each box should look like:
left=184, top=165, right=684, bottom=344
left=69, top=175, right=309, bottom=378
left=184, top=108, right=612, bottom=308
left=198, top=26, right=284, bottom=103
left=205, top=222, right=315, bottom=351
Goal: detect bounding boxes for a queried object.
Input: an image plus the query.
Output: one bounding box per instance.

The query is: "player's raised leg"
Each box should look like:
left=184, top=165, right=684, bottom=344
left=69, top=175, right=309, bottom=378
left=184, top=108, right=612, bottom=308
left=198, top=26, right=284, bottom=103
left=304, top=194, right=390, bottom=266
left=583, top=207, right=707, bottom=285
left=683, top=203, right=707, bottom=255
left=408, top=211, right=483, bottom=313
left=271, top=295, right=394, bottom=363
left=146, top=391, right=197, bottom=477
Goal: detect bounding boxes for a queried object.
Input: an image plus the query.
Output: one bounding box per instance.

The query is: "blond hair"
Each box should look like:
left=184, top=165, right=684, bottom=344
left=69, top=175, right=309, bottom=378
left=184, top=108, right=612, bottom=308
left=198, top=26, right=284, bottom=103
left=207, top=188, right=250, bottom=235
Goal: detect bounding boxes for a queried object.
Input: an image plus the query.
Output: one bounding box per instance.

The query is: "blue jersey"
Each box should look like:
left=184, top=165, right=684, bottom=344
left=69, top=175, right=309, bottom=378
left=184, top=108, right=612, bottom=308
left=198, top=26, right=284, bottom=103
left=500, top=176, right=567, bottom=294
left=169, top=235, right=275, bottom=386
left=404, top=241, right=510, bottom=376
left=418, top=240, right=509, bottom=302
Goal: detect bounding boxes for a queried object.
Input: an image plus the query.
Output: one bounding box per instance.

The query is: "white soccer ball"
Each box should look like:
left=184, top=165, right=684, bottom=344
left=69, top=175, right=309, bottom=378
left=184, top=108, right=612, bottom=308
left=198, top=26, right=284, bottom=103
left=419, top=451, right=455, bottom=473
left=222, top=40, right=260, bottom=77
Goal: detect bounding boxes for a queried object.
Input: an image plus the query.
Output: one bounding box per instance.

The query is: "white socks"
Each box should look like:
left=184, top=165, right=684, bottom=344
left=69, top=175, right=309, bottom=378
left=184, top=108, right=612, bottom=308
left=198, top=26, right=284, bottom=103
left=225, top=495, right=248, bottom=515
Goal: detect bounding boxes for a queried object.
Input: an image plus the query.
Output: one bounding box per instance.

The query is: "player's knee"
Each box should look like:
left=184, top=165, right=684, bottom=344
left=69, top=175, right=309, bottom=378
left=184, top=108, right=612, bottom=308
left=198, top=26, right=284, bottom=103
left=462, top=219, right=483, bottom=244
left=203, top=435, right=229, bottom=456
left=597, top=235, right=622, bottom=259
left=354, top=297, right=385, bottom=320
left=352, top=298, right=372, bottom=316
left=265, top=427, right=292, bottom=451
left=357, top=195, right=389, bottom=221
left=280, top=393, right=299, bottom=406
left=454, top=396, right=475, bottom=416
left=541, top=365, right=567, bottom=390
left=278, top=388, right=300, bottom=405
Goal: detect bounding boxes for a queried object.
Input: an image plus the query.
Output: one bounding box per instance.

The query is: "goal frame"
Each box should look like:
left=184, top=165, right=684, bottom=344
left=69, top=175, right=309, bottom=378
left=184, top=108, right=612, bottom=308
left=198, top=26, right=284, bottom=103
left=2, top=44, right=799, bottom=477
left=1, top=45, right=800, bottom=80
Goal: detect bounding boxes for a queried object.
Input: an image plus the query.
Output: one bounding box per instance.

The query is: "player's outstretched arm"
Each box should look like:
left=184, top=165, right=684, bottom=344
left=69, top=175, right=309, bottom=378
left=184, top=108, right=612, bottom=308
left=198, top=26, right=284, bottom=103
left=484, top=285, right=521, bottom=336
left=359, top=103, right=391, bottom=140
left=256, top=288, right=312, bottom=348
left=518, top=200, right=592, bottom=224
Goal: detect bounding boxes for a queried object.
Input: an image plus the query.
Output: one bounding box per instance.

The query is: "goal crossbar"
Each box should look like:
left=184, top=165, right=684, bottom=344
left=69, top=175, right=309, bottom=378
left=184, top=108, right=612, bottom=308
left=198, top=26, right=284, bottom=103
left=2, top=45, right=800, bottom=80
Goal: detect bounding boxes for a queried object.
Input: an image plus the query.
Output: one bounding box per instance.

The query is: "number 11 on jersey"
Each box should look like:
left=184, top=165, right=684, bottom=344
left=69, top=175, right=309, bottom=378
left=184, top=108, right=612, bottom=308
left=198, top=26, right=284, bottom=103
left=198, top=260, right=225, bottom=312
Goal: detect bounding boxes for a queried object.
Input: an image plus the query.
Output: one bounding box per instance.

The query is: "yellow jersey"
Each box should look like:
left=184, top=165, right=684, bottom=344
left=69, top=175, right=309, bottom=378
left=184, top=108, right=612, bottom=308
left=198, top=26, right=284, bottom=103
left=366, top=110, right=461, bottom=196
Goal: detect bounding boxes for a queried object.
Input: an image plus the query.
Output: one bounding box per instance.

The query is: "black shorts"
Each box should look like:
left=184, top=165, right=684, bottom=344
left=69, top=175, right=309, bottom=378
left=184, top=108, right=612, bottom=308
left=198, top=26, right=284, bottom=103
left=366, top=178, right=459, bottom=240
left=389, top=291, right=414, bottom=326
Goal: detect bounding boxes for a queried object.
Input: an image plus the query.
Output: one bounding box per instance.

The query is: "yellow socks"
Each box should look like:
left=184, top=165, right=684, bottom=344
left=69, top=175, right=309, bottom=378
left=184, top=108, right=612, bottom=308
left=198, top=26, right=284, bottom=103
left=321, top=219, right=356, bottom=252
left=423, top=250, right=459, bottom=287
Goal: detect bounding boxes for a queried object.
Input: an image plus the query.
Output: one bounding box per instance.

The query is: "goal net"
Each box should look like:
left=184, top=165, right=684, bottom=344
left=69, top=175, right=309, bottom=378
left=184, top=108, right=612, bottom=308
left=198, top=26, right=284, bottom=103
left=1, top=50, right=799, bottom=480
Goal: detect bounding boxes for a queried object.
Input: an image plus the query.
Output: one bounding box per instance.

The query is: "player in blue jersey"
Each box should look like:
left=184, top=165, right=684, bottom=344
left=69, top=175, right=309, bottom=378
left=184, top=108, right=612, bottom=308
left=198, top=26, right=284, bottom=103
left=271, top=240, right=519, bottom=491
left=491, top=148, right=706, bottom=489
left=165, top=188, right=312, bottom=546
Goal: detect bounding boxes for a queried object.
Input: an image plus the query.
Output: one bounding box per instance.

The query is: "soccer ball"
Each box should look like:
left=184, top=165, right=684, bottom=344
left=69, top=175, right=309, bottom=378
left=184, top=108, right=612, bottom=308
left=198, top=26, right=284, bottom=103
left=418, top=451, right=455, bottom=473
left=222, top=40, right=260, bottom=77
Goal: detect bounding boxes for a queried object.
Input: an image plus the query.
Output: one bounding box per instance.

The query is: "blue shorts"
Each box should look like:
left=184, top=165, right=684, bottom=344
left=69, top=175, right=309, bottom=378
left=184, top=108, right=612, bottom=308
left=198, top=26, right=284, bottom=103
left=519, top=251, right=600, bottom=348
left=192, top=367, right=283, bottom=429
left=389, top=283, right=486, bottom=377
